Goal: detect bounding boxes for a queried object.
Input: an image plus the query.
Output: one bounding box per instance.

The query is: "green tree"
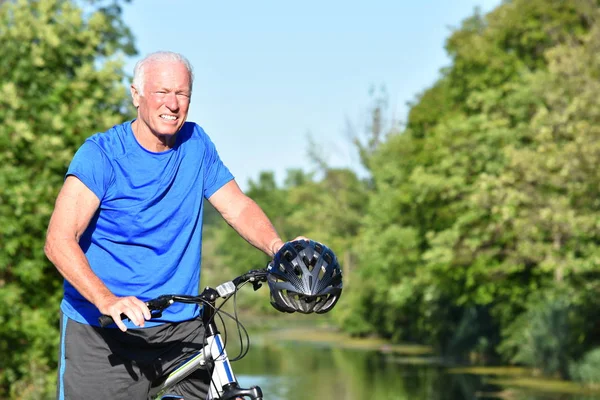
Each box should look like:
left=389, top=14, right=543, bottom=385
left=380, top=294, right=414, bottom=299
left=342, top=0, right=600, bottom=370
left=480, top=21, right=600, bottom=371
left=0, top=0, right=135, bottom=396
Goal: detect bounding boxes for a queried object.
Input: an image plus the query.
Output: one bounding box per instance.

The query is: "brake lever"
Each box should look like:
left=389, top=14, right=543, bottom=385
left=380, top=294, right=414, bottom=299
left=98, top=295, right=174, bottom=327
left=146, top=295, right=174, bottom=313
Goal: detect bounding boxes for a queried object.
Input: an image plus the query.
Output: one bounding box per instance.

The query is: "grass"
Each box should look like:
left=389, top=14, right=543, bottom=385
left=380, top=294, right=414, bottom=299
left=449, top=366, right=600, bottom=397
left=261, top=325, right=434, bottom=356
left=487, top=376, right=600, bottom=396
left=448, top=366, right=531, bottom=376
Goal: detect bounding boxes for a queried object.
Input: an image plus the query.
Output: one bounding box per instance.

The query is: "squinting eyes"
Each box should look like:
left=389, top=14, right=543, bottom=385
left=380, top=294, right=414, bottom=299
left=153, top=92, right=191, bottom=98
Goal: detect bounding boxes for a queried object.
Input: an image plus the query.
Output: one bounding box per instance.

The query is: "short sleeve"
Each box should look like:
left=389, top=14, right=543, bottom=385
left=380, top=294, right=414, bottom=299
left=66, top=140, right=114, bottom=201
left=202, top=134, right=234, bottom=199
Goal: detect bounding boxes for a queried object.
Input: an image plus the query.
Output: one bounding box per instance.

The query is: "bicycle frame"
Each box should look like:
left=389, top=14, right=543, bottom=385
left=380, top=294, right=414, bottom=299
left=149, top=292, right=263, bottom=400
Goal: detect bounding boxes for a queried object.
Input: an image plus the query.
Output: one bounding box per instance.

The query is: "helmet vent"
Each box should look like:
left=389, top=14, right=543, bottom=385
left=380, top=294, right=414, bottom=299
left=314, top=242, right=323, bottom=253
left=318, top=266, right=326, bottom=280
left=293, top=264, right=302, bottom=278
left=283, top=250, right=295, bottom=262
left=302, top=255, right=313, bottom=271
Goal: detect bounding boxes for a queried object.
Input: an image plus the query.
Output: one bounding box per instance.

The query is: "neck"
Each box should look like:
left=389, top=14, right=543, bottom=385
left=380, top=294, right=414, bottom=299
left=131, top=120, right=176, bottom=152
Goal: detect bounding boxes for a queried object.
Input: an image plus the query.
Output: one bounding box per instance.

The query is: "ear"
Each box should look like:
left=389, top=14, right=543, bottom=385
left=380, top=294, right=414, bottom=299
left=131, top=85, right=140, bottom=108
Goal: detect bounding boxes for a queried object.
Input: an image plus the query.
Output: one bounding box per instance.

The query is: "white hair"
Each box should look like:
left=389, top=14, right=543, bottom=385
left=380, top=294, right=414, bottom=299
left=132, top=51, right=194, bottom=95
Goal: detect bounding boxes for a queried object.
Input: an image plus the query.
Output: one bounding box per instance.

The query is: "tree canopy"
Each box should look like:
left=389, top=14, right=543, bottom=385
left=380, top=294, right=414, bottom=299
left=0, top=0, right=135, bottom=396
left=336, top=0, right=600, bottom=378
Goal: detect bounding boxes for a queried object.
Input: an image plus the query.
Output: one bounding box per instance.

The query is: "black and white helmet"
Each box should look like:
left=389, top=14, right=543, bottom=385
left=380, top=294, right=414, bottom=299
left=267, top=240, right=342, bottom=314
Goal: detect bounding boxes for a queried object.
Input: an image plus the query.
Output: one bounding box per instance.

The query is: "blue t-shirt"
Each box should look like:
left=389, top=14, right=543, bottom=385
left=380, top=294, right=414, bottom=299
left=61, top=120, right=234, bottom=328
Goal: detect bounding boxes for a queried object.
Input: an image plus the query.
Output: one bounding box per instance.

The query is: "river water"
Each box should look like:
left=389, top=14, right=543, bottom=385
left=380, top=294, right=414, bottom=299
left=231, top=341, right=600, bottom=400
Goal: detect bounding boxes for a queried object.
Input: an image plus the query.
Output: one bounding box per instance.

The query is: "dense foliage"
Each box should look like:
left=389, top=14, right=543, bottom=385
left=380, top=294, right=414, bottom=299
left=0, top=0, right=135, bottom=397
left=208, top=0, right=600, bottom=383
left=336, top=0, right=600, bottom=380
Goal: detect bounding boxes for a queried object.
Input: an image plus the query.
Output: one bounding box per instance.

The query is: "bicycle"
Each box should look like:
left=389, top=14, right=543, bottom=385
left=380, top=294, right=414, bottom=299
left=98, top=239, right=344, bottom=400
left=99, top=268, right=271, bottom=400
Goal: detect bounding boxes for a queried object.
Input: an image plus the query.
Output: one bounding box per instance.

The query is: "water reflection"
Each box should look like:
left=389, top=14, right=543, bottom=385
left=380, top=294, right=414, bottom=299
left=233, top=342, right=600, bottom=400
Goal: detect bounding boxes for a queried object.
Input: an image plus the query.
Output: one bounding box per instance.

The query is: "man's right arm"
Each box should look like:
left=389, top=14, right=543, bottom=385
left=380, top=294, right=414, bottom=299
left=44, top=175, right=150, bottom=331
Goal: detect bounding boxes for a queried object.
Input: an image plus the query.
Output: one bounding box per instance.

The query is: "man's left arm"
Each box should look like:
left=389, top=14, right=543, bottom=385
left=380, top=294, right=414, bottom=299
left=208, top=180, right=285, bottom=257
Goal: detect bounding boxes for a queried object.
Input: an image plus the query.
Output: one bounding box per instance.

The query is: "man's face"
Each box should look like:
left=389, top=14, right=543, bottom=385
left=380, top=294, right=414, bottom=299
left=132, top=60, right=191, bottom=138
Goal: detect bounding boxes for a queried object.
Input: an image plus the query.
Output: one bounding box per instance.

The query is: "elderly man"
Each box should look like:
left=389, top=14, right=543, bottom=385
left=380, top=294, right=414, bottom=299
left=45, top=51, right=297, bottom=399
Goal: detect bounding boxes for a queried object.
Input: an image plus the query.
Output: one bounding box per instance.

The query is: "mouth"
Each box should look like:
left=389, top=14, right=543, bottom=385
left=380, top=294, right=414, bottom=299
left=160, top=114, right=178, bottom=122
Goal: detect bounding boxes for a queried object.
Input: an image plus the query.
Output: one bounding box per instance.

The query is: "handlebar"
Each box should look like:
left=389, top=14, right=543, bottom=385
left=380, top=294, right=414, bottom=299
left=98, top=268, right=269, bottom=328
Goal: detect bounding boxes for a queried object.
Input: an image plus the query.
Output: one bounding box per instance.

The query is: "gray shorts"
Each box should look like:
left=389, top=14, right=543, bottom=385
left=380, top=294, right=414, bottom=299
left=57, top=311, right=210, bottom=399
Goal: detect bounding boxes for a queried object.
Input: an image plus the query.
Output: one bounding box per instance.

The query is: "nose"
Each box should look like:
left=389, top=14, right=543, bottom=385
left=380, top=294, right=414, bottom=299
left=164, top=92, right=179, bottom=111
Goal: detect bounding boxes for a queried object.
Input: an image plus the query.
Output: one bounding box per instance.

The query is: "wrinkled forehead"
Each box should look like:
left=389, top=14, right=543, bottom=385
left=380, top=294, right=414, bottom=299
left=142, top=60, right=192, bottom=91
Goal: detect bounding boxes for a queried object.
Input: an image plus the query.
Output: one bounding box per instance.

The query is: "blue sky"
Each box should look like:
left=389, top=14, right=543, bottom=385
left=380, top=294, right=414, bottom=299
left=121, top=0, right=501, bottom=189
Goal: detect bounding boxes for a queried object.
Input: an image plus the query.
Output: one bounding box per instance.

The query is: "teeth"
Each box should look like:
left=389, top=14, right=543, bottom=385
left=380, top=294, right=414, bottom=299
left=161, top=115, right=176, bottom=120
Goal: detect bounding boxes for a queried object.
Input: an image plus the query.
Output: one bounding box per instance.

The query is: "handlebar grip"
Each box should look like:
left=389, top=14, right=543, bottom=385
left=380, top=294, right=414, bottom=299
left=98, top=313, right=127, bottom=328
